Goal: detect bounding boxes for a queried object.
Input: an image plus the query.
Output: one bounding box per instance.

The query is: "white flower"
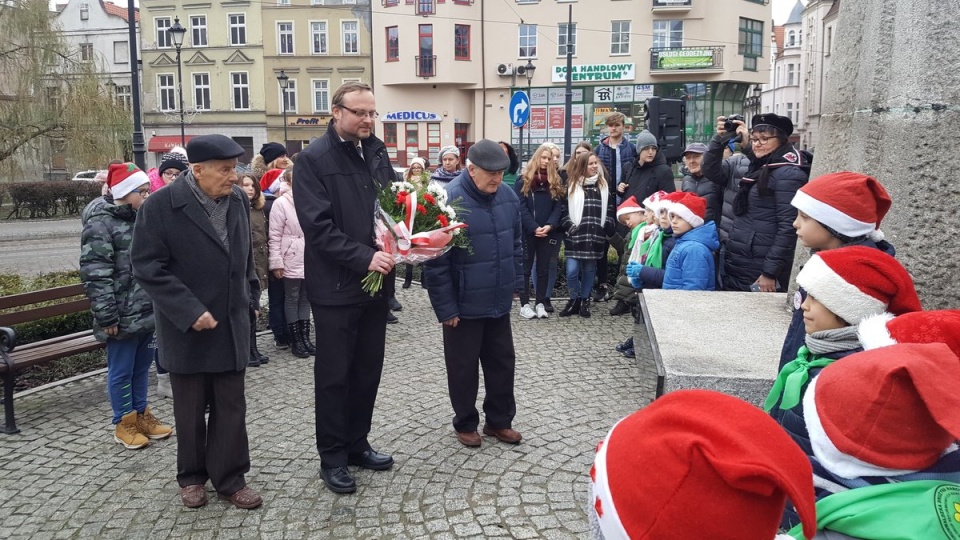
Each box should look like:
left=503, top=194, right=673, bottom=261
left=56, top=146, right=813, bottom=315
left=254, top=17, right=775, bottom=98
left=391, top=181, right=416, bottom=193
left=427, top=183, right=448, bottom=204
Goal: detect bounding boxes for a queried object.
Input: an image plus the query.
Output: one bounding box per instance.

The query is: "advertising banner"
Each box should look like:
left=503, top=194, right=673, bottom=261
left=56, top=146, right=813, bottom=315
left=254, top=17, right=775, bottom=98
left=654, top=49, right=715, bottom=70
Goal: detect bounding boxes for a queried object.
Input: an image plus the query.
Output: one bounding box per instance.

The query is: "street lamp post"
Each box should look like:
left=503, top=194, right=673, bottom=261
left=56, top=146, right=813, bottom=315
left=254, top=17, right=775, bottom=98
left=523, top=59, right=536, bottom=161
left=167, top=18, right=187, bottom=147
left=277, top=71, right=290, bottom=148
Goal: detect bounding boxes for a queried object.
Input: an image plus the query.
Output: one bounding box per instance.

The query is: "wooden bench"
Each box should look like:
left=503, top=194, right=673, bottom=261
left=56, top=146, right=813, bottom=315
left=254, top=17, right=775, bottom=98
left=0, top=283, right=103, bottom=434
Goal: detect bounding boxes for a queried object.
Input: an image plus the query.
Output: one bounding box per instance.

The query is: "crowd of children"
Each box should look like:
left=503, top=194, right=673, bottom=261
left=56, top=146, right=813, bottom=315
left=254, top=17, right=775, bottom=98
left=589, top=169, right=960, bottom=539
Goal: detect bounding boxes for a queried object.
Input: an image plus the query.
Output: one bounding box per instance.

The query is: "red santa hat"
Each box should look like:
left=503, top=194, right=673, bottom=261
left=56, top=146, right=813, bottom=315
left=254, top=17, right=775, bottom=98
left=667, top=193, right=707, bottom=228
left=107, top=162, right=150, bottom=201
left=796, top=245, right=921, bottom=325
left=791, top=171, right=891, bottom=242
left=858, top=310, right=960, bottom=358
left=259, top=168, right=285, bottom=193
left=641, top=190, right=667, bottom=211
left=616, top=196, right=643, bottom=221
left=591, top=389, right=817, bottom=540
left=804, top=342, right=960, bottom=477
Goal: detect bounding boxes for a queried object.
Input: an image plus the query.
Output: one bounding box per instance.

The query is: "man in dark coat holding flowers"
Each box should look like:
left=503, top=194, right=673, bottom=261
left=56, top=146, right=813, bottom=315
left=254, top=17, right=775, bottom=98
left=424, top=139, right=525, bottom=449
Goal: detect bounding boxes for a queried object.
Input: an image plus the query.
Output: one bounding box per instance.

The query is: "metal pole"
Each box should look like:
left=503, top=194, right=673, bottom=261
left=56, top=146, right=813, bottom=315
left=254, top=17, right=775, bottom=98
left=176, top=46, right=185, bottom=147
left=518, top=101, right=524, bottom=166
left=527, top=77, right=532, bottom=162
left=563, top=4, right=573, bottom=162
left=127, top=0, right=145, bottom=169
left=281, top=88, right=288, bottom=146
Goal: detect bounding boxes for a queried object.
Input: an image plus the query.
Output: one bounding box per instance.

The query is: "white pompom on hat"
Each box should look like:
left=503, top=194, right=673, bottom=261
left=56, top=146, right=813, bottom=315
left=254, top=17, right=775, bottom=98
left=858, top=310, right=960, bottom=358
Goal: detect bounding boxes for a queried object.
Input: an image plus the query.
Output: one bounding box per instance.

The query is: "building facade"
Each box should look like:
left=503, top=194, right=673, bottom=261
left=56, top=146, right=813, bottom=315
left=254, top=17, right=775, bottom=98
left=761, top=0, right=803, bottom=145
left=799, top=0, right=838, bottom=151
left=262, top=0, right=373, bottom=154
left=372, top=0, right=771, bottom=166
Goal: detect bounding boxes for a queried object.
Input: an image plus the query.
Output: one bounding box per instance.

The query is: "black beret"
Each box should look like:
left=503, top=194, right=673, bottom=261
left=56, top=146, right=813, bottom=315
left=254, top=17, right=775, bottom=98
left=186, top=134, right=245, bottom=163
left=467, top=139, right=510, bottom=172
left=750, top=113, right=794, bottom=137
left=259, top=142, right=287, bottom=165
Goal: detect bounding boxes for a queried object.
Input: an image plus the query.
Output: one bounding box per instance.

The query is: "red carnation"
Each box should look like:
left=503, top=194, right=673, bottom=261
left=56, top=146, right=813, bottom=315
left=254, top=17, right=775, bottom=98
left=416, top=204, right=427, bottom=215
left=396, top=192, right=407, bottom=205
left=423, top=193, right=436, bottom=205
left=437, top=214, right=449, bottom=227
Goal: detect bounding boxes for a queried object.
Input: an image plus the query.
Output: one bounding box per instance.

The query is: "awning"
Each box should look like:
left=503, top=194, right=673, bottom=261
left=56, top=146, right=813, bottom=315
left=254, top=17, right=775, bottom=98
left=148, top=135, right=194, bottom=152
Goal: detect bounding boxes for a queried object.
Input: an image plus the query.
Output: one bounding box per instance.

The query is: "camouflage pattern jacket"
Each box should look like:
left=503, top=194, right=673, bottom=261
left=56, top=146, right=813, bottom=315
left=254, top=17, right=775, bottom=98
left=79, top=196, right=155, bottom=342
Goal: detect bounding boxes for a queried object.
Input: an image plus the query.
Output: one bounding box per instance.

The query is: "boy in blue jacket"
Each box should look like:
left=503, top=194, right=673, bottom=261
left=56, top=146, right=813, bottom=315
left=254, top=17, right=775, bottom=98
left=631, top=193, right=719, bottom=291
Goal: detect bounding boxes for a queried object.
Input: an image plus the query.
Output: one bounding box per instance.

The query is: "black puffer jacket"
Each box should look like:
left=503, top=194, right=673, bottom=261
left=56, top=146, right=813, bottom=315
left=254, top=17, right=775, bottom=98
left=701, top=134, right=751, bottom=244
left=721, top=146, right=809, bottom=292
left=680, top=170, right=723, bottom=225
left=623, top=150, right=675, bottom=204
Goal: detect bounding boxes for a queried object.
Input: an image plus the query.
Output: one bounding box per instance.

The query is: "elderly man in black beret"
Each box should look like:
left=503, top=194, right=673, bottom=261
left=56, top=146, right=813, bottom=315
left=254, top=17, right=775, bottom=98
left=132, top=134, right=263, bottom=510
left=423, top=139, right=525, bottom=448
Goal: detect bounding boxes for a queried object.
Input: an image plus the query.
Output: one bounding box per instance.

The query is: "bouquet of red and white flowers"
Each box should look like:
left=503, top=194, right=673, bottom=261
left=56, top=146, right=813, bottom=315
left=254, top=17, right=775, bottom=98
left=361, top=180, right=469, bottom=295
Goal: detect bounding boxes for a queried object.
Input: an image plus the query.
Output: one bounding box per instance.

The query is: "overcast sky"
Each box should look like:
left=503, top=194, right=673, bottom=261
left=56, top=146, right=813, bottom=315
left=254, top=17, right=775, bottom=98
left=773, top=0, right=803, bottom=24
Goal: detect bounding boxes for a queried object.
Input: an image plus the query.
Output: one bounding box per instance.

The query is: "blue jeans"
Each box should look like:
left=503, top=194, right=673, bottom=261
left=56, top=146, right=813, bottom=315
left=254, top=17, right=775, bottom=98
left=107, top=333, right=155, bottom=424
left=565, top=258, right=597, bottom=300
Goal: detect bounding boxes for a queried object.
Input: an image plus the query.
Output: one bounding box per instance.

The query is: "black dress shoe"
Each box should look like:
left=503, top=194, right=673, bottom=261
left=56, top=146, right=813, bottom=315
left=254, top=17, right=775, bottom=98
left=347, top=450, right=394, bottom=471
left=319, top=466, right=357, bottom=494
left=543, top=300, right=554, bottom=313
left=386, top=312, right=399, bottom=324
left=387, top=297, right=403, bottom=312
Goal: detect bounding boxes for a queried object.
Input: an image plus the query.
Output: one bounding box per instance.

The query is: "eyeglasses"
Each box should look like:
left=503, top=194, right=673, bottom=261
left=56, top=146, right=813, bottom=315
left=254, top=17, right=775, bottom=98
left=162, top=169, right=180, bottom=177
left=749, top=136, right=775, bottom=145
left=136, top=188, right=151, bottom=197
left=338, top=105, right=379, bottom=119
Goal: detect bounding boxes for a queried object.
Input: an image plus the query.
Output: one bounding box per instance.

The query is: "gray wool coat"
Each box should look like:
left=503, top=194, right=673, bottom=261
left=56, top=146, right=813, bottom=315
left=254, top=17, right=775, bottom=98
left=131, top=178, right=260, bottom=374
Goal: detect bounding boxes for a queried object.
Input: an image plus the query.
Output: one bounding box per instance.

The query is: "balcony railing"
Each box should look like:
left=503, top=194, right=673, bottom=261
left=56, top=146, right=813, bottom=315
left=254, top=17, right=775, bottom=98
left=416, top=55, right=436, bottom=78
left=652, top=0, right=692, bottom=9
left=650, top=46, right=724, bottom=72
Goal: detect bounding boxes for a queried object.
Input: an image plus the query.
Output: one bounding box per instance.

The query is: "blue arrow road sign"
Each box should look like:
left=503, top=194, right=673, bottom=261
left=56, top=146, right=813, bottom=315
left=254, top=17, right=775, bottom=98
left=510, top=91, right=530, bottom=128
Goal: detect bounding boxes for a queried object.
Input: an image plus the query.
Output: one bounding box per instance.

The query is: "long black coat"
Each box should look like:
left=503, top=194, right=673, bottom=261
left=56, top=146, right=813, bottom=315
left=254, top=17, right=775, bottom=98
left=623, top=151, right=675, bottom=203
left=131, top=179, right=260, bottom=374
left=701, top=135, right=751, bottom=244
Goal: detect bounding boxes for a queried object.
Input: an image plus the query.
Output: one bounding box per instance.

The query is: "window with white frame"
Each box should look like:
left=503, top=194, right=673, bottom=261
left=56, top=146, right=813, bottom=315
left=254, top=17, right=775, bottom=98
left=787, top=63, right=795, bottom=85
left=114, top=85, right=131, bottom=110
left=311, top=21, right=328, bottom=54
left=518, top=24, right=537, bottom=58
left=610, top=20, right=630, bottom=55
left=278, top=0, right=290, bottom=5
left=342, top=21, right=359, bottom=54
left=156, top=18, right=172, bottom=48
left=191, top=15, right=207, bottom=47
left=312, top=79, right=330, bottom=113
left=113, top=41, right=128, bottom=63
left=280, top=80, right=297, bottom=114
left=193, top=73, right=211, bottom=110
left=229, top=14, right=247, bottom=46
left=278, top=22, right=294, bottom=55
left=557, top=23, right=576, bottom=56
left=80, top=43, right=93, bottom=62
left=157, top=74, right=176, bottom=111
left=653, top=20, right=683, bottom=49
left=231, top=72, right=250, bottom=110
left=786, top=102, right=794, bottom=122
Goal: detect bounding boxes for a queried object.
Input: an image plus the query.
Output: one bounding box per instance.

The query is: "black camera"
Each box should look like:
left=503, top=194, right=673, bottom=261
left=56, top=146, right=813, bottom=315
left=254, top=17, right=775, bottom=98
left=723, top=114, right=744, bottom=133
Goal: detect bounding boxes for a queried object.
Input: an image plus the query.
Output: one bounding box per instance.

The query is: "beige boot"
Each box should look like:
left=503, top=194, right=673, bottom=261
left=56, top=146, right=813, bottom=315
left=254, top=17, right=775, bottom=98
left=114, top=411, right=150, bottom=449
left=137, top=407, right=173, bottom=440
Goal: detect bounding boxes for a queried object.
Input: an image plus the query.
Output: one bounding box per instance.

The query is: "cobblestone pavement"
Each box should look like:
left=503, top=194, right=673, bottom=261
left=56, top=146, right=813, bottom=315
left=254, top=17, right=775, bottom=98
left=0, top=285, right=657, bottom=539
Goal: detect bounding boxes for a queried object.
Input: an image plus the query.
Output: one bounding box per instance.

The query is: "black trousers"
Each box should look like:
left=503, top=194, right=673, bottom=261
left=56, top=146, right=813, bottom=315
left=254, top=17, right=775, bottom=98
left=312, top=299, right=388, bottom=468
left=595, top=238, right=625, bottom=289
left=169, top=370, right=249, bottom=496
left=442, top=315, right=517, bottom=433
left=520, top=234, right=561, bottom=306
left=267, top=276, right=287, bottom=339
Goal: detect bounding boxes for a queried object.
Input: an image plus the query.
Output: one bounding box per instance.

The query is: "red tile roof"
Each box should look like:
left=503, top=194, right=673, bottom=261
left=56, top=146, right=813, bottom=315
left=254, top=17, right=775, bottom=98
left=101, top=0, right=139, bottom=23
left=773, top=25, right=784, bottom=58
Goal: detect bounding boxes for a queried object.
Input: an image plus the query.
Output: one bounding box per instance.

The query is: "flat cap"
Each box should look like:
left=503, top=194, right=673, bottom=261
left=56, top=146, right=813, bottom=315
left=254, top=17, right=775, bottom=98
left=186, top=134, right=245, bottom=163
left=467, top=139, right=510, bottom=172
left=751, top=113, right=794, bottom=137
left=683, top=142, right=708, bottom=155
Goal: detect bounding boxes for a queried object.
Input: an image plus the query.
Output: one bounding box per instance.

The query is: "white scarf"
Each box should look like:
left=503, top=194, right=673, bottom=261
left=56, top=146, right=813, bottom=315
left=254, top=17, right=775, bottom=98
left=568, top=174, right=608, bottom=227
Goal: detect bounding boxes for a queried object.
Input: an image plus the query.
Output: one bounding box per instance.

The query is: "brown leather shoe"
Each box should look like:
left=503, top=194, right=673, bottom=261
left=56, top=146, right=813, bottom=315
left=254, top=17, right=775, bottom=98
left=180, top=484, right=208, bottom=508
left=456, top=430, right=482, bottom=447
left=482, top=424, right=523, bottom=444
left=218, top=486, right=263, bottom=510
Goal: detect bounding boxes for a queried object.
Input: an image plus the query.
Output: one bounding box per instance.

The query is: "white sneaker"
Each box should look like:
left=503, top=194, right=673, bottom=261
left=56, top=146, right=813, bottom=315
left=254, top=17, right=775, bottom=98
left=156, top=373, right=173, bottom=399
left=536, top=303, right=548, bottom=319
left=519, top=304, right=537, bottom=319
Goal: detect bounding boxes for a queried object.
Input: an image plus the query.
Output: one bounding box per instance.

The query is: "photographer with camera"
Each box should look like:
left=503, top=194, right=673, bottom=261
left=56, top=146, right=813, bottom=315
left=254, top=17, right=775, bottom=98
left=704, top=113, right=809, bottom=292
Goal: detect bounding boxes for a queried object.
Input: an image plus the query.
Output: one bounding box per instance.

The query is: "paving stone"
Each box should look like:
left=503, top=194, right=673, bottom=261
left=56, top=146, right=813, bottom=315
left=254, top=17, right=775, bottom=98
left=0, top=287, right=653, bottom=538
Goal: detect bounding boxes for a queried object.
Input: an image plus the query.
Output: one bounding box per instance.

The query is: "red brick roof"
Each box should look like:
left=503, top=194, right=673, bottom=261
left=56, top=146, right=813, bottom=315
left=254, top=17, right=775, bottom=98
left=101, top=0, right=139, bottom=23
left=773, top=25, right=784, bottom=58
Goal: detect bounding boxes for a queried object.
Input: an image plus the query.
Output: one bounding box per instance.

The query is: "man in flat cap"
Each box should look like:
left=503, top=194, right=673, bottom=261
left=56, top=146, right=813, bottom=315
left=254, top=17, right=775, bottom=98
left=132, top=134, right=263, bottom=510
left=293, top=81, right=398, bottom=494
left=423, top=139, right=525, bottom=448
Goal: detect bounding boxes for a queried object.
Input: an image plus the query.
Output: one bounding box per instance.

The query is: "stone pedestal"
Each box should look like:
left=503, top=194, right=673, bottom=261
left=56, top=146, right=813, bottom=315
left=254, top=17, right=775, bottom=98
left=790, top=0, right=960, bottom=309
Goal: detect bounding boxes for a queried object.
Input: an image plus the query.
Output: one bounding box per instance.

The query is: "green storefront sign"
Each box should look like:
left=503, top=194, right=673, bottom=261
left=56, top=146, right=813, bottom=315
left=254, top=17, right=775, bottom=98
left=656, top=50, right=715, bottom=70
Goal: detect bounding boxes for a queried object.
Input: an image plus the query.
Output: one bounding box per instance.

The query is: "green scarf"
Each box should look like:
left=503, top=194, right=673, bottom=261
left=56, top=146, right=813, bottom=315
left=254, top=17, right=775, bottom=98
left=639, top=229, right=667, bottom=270
left=626, top=222, right=644, bottom=250
left=763, top=346, right=835, bottom=412
left=785, top=480, right=960, bottom=539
